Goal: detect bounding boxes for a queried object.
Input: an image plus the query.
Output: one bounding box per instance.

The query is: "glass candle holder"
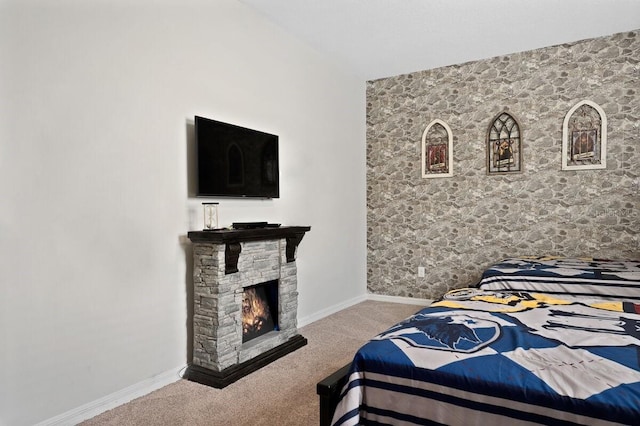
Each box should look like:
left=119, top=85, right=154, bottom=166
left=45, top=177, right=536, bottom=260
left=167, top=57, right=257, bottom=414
left=203, top=202, right=219, bottom=230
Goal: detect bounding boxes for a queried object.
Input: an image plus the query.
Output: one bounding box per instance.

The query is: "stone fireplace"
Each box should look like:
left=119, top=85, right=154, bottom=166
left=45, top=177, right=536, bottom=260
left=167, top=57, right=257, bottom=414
left=185, top=226, right=310, bottom=388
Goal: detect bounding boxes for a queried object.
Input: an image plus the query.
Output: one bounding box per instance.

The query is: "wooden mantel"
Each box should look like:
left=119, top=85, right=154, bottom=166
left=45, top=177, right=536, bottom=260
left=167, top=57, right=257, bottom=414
left=187, top=226, right=311, bottom=274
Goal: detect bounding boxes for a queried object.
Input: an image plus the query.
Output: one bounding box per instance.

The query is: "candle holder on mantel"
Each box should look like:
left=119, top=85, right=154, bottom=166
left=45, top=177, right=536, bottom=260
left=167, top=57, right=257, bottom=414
left=202, top=202, right=219, bottom=230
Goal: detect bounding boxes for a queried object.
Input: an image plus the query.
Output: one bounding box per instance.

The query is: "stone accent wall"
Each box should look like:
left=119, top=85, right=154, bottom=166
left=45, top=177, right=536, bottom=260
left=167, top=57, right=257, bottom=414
left=367, top=30, right=640, bottom=299
left=192, top=239, right=298, bottom=371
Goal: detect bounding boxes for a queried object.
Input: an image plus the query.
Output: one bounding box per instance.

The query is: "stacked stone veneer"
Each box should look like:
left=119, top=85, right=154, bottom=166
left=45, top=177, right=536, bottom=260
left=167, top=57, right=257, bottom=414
left=192, top=239, right=298, bottom=371
left=367, top=29, right=640, bottom=300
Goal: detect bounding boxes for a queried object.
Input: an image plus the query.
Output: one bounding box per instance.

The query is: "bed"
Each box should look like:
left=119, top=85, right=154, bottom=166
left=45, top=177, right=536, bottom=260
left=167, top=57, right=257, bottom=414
left=318, top=257, right=640, bottom=426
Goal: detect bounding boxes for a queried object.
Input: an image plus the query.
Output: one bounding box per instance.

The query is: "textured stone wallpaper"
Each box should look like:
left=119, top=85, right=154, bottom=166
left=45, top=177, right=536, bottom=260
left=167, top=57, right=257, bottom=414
left=367, top=30, right=640, bottom=299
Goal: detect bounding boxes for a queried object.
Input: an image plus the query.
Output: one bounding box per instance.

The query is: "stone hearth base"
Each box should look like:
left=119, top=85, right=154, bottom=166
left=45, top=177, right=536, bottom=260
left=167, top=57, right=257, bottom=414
left=184, top=335, right=307, bottom=388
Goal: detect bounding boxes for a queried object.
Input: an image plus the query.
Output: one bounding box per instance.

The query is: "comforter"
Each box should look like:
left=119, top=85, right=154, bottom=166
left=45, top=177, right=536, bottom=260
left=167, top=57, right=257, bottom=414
left=332, top=257, right=640, bottom=426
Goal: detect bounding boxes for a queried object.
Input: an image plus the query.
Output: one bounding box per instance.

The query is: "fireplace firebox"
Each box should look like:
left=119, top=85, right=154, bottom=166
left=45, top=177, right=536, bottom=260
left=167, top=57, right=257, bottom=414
left=242, top=280, right=278, bottom=343
left=185, top=226, right=310, bottom=388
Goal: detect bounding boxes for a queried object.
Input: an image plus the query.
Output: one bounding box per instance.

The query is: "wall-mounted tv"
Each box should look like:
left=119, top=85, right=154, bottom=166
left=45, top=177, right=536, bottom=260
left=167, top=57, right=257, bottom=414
left=195, top=116, right=279, bottom=198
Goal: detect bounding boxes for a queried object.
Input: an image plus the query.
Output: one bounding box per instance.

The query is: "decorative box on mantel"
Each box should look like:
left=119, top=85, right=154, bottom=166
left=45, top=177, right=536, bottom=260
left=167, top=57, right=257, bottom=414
left=185, top=226, right=310, bottom=388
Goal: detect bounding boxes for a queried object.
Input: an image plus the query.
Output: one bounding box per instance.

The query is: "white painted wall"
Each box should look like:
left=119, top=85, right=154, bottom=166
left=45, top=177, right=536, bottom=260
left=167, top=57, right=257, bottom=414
left=0, top=1, right=366, bottom=424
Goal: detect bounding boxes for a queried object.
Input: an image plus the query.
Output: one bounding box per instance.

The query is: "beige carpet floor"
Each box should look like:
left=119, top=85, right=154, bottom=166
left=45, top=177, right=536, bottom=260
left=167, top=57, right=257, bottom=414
left=81, top=300, right=425, bottom=426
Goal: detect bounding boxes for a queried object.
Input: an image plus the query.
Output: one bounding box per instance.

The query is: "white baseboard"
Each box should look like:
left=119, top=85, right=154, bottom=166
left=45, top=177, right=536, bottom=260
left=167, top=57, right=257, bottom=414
left=298, top=293, right=367, bottom=327
left=39, top=293, right=430, bottom=425
left=298, top=293, right=431, bottom=328
left=366, top=293, right=433, bottom=306
left=35, top=365, right=186, bottom=426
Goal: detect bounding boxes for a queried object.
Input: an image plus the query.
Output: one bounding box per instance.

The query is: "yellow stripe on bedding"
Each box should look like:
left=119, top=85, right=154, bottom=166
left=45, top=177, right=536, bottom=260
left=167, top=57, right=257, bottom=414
left=589, top=301, right=624, bottom=312
left=433, top=292, right=576, bottom=313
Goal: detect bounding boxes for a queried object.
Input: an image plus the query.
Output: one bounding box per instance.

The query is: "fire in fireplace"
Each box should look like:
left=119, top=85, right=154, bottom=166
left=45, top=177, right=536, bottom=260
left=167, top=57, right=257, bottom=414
left=242, top=280, right=278, bottom=343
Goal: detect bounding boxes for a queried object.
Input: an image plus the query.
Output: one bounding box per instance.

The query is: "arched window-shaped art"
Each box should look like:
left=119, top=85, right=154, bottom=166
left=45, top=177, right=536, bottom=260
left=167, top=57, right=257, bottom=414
left=562, top=100, right=607, bottom=170
left=487, top=111, right=522, bottom=174
left=422, top=119, right=453, bottom=178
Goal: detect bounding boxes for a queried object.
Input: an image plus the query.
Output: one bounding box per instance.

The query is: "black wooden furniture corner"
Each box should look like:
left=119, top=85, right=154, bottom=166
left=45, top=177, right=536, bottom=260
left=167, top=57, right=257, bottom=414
left=317, top=363, right=351, bottom=426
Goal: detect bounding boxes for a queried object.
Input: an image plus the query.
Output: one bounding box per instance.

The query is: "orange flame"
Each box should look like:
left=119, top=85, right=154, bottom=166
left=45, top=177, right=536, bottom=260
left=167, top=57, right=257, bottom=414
left=242, top=288, right=271, bottom=336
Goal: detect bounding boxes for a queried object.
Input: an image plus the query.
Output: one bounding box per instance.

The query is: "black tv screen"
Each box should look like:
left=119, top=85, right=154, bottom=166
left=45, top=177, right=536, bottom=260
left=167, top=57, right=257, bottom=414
left=195, top=116, right=279, bottom=198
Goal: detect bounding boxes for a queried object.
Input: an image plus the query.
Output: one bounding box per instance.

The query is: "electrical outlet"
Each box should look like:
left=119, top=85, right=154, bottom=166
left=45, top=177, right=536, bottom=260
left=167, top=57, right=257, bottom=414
left=418, top=266, right=426, bottom=277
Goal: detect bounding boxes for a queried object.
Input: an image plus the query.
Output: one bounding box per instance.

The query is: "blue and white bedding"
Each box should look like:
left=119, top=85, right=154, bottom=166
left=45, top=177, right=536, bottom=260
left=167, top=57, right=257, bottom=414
left=332, top=258, right=640, bottom=426
left=478, top=257, right=640, bottom=301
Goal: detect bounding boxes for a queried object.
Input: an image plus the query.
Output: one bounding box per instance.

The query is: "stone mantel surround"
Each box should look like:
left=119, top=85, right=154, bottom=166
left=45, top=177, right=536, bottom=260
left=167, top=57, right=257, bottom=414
left=185, top=226, right=310, bottom=388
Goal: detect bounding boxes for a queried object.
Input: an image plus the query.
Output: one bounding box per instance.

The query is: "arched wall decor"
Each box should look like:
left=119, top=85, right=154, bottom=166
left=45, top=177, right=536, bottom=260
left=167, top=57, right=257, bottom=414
left=486, top=110, right=523, bottom=174
left=562, top=100, right=607, bottom=170
left=421, top=119, right=453, bottom=178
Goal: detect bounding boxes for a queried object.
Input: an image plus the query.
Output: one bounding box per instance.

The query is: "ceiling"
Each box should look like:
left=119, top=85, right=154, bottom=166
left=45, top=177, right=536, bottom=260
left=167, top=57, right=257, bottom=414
left=240, top=0, right=640, bottom=80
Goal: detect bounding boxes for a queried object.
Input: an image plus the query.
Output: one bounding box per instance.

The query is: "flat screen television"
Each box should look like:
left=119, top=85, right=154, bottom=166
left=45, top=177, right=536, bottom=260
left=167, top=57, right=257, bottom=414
left=195, top=116, right=279, bottom=198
